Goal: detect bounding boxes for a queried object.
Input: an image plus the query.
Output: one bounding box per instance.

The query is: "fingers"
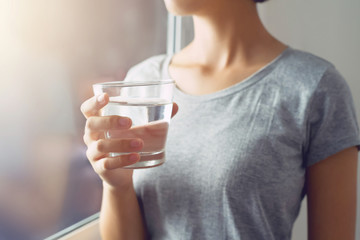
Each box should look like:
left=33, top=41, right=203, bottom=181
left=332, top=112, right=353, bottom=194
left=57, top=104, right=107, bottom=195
left=93, top=153, right=140, bottom=172
left=86, top=115, right=132, bottom=132
left=87, top=138, right=143, bottom=171
left=86, top=138, right=144, bottom=161
left=80, top=93, right=109, bottom=119
left=83, top=115, right=132, bottom=145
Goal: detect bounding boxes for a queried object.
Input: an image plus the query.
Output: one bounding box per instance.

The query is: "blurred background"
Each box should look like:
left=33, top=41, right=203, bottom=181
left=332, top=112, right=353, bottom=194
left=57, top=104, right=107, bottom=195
left=0, top=0, right=167, bottom=239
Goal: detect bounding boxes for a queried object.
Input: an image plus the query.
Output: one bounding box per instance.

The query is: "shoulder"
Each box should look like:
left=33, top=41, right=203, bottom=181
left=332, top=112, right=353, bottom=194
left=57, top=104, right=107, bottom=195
left=280, top=48, right=333, bottom=70
left=271, top=48, right=346, bottom=98
left=124, top=54, right=170, bottom=81
left=277, top=48, right=335, bottom=83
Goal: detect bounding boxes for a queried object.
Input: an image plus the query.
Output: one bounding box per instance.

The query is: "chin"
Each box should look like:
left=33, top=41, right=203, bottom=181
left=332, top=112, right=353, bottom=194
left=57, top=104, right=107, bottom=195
left=163, top=0, right=205, bottom=16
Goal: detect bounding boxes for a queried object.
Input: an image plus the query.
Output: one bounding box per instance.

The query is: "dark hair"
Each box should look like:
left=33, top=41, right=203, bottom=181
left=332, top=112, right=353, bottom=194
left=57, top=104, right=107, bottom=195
left=253, top=0, right=268, bottom=2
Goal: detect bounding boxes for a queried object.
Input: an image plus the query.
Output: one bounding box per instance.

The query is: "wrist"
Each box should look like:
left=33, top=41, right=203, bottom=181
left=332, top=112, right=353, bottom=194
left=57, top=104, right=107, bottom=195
left=102, top=181, right=135, bottom=195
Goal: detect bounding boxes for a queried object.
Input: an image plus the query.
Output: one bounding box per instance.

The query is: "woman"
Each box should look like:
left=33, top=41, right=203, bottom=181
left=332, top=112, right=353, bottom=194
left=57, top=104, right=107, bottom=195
left=80, top=0, right=360, bottom=239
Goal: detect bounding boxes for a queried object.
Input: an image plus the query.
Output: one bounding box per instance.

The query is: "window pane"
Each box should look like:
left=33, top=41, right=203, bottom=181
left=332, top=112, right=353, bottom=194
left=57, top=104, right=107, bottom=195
left=0, top=1, right=167, bottom=239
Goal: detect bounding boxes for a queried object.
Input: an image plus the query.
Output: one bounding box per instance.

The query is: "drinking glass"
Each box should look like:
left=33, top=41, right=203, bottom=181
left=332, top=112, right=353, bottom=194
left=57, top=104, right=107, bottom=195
left=93, top=80, right=175, bottom=169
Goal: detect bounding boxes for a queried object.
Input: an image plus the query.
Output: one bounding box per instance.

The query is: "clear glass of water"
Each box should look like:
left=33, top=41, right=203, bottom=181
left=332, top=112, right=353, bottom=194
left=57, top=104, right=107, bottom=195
left=93, top=80, right=175, bottom=169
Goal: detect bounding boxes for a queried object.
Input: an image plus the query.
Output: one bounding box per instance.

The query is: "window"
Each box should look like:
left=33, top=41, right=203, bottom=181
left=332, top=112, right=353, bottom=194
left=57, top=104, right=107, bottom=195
left=0, top=1, right=168, bottom=239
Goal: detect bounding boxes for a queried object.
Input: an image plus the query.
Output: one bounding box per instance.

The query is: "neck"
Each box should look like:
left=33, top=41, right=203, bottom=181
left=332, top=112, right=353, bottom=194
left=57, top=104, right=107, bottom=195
left=186, top=1, right=281, bottom=70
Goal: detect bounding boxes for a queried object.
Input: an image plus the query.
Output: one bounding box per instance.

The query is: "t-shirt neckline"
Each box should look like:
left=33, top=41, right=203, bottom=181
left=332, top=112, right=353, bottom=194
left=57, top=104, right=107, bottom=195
left=162, top=47, right=291, bottom=102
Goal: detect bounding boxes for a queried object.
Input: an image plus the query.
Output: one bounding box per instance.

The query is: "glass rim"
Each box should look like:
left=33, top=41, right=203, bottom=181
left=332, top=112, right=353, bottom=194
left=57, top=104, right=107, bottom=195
left=93, top=79, right=174, bottom=88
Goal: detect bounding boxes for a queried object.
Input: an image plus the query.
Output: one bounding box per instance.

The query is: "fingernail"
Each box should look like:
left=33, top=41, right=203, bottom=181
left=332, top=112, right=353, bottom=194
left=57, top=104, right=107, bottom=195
left=129, top=153, right=139, bottom=162
left=130, top=139, right=142, bottom=147
left=119, top=118, right=130, bottom=127
left=97, top=94, right=105, bottom=104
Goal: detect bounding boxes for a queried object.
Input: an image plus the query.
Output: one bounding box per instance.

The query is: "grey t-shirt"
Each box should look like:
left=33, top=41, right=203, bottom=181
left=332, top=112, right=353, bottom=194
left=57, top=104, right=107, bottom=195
left=127, top=48, right=360, bottom=240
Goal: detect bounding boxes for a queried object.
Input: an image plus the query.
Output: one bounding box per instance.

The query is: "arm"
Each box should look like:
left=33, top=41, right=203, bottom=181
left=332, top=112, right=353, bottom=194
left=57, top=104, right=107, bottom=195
left=306, top=146, right=358, bottom=240
left=100, top=185, right=146, bottom=240
left=81, top=94, right=146, bottom=240
left=81, top=94, right=178, bottom=239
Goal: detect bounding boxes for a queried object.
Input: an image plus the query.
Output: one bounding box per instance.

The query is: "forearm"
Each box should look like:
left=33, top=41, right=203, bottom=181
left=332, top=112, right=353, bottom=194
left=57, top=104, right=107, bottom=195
left=100, top=185, right=147, bottom=240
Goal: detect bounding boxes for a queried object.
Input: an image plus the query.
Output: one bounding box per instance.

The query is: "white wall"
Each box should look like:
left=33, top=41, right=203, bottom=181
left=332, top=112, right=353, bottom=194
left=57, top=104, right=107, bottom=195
left=258, top=1, right=360, bottom=239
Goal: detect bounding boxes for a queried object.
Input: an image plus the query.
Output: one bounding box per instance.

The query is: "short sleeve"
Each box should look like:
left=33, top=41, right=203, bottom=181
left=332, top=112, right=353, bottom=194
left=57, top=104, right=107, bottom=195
left=304, top=66, right=360, bottom=167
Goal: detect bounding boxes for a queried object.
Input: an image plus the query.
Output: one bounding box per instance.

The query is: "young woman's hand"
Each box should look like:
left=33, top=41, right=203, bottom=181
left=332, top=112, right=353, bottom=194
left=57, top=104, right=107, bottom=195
left=81, top=93, right=143, bottom=191
left=81, top=93, right=179, bottom=192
